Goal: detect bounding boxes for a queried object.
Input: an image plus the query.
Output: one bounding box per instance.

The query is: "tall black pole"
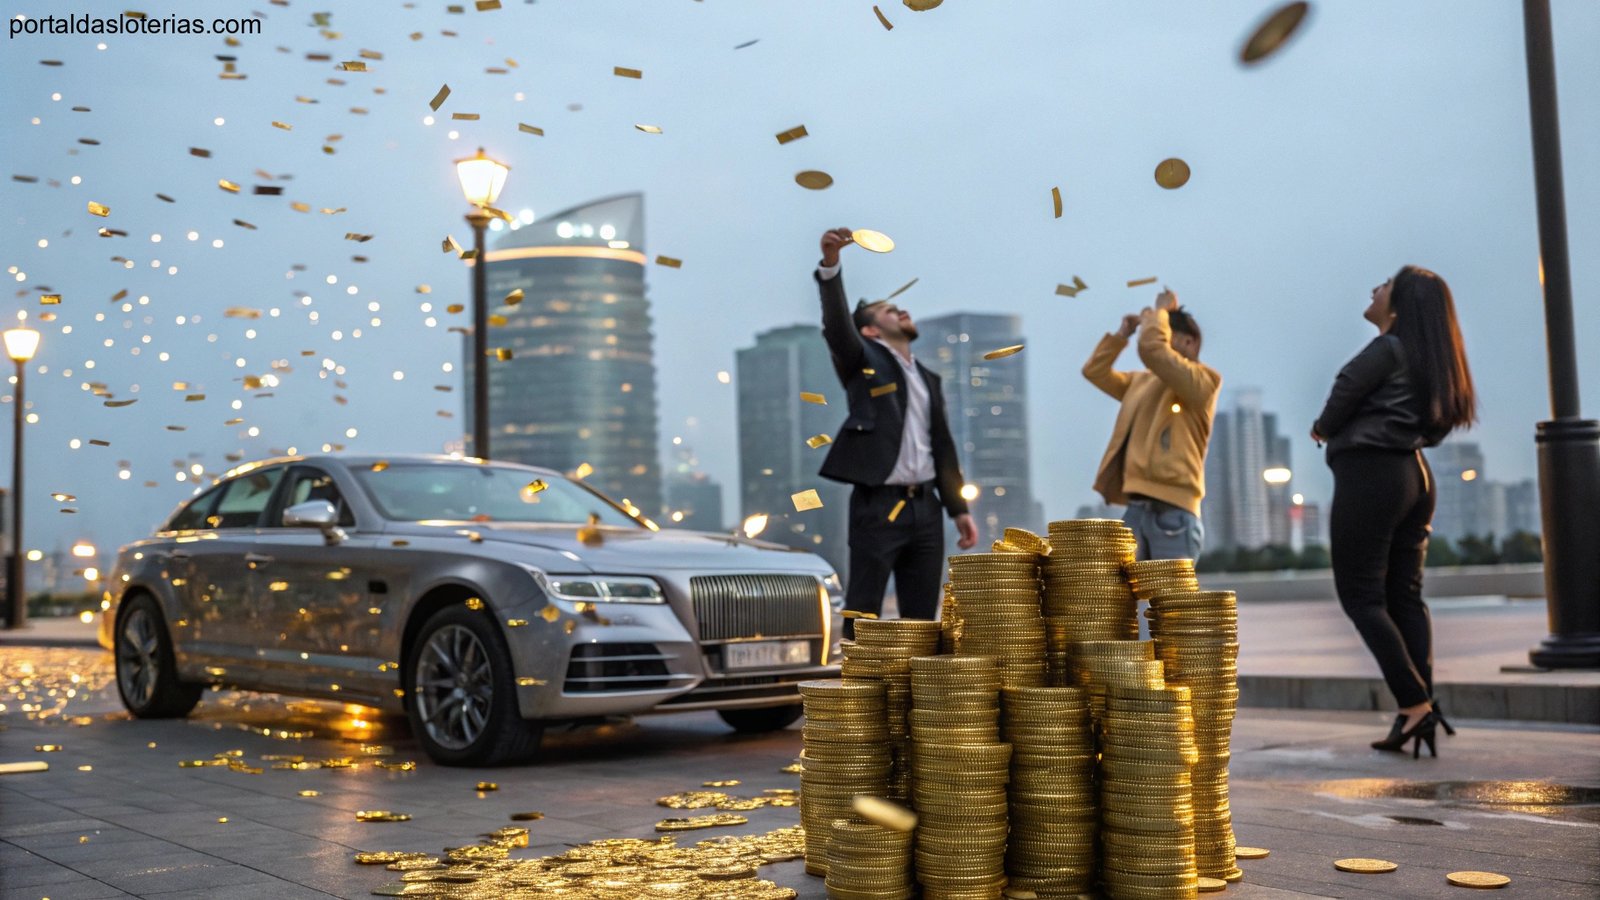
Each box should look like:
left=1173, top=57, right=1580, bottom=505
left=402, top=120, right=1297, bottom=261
left=467, top=210, right=493, bottom=460
left=7, top=360, right=24, bottom=630
left=1521, top=0, right=1600, bottom=669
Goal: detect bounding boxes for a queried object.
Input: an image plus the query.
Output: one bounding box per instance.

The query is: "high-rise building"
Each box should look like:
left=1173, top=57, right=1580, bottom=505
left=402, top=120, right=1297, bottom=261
left=1263, top=412, right=1294, bottom=548
left=918, top=312, right=1043, bottom=544
left=1428, top=441, right=1511, bottom=543
left=664, top=441, right=726, bottom=532
left=1503, top=479, right=1541, bottom=536
left=478, top=194, right=664, bottom=517
left=1204, top=389, right=1271, bottom=552
left=735, top=325, right=850, bottom=575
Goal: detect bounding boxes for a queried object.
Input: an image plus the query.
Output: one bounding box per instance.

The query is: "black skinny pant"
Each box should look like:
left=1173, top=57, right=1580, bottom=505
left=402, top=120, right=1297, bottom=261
left=1329, top=448, right=1437, bottom=709
left=843, top=484, right=945, bottom=637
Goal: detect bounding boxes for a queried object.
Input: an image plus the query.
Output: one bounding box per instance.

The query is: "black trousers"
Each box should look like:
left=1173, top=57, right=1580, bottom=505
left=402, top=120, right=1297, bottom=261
left=1329, top=448, right=1437, bottom=709
left=844, top=483, right=945, bottom=636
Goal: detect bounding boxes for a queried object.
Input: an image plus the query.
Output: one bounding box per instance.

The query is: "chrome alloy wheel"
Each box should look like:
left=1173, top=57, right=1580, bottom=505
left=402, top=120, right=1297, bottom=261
left=117, top=606, right=161, bottom=709
left=413, top=624, right=494, bottom=750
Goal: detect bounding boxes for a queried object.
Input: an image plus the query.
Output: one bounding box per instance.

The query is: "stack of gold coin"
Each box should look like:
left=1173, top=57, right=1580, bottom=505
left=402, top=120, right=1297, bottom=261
left=1043, top=520, right=1139, bottom=641
left=1069, top=639, right=1161, bottom=727
left=1002, top=686, right=1097, bottom=896
left=1100, top=684, right=1200, bottom=899
left=1126, top=558, right=1201, bottom=603
left=947, top=552, right=1047, bottom=688
left=909, top=655, right=1009, bottom=898
left=848, top=619, right=942, bottom=801
left=824, top=816, right=915, bottom=900
left=799, top=679, right=891, bottom=876
left=1003, top=527, right=1052, bottom=557
left=1149, top=590, right=1241, bottom=883
left=939, top=582, right=959, bottom=654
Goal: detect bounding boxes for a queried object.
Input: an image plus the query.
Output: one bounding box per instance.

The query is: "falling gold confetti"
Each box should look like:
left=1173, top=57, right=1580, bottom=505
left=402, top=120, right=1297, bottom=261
left=614, top=66, right=643, bottom=79
left=1056, top=276, right=1089, bottom=297
left=429, top=84, right=451, bottom=111
left=791, top=489, right=823, bottom=512
left=50, top=494, right=75, bottom=502
left=524, top=478, right=548, bottom=494
left=41, top=295, right=60, bottom=305
left=218, top=179, right=241, bottom=193
left=504, top=288, right=524, bottom=305
left=775, top=125, right=808, bottom=145
left=800, top=391, right=826, bottom=405
left=873, top=5, right=894, bottom=29
left=1126, top=276, right=1159, bottom=287
left=805, top=434, right=832, bottom=449
left=103, top=399, right=137, bottom=408
left=495, top=348, right=513, bottom=361
left=869, top=383, right=898, bottom=398
left=655, top=256, right=682, bottom=268
left=703, top=780, right=741, bottom=788
left=887, top=499, right=906, bottom=522
left=465, top=597, right=485, bottom=611
left=1052, top=186, right=1063, bottom=218
left=451, top=112, right=480, bottom=121
left=841, top=610, right=878, bottom=620
left=518, top=123, right=545, bottom=136
left=443, top=234, right=463, bottom=254
left=540, top=605, right=561, bottom=623
left=356, top=810, right=412, bottom=823
left=1155, top=157, right=1192, bottom=189
left=983, top=344, right=1024, bottom=360
left=34, top=744, right=63, bottom=752
left=515, top=677, right=547, bottom=687
left=635, top=124, right=663, bottom=134
left=852, top=795, right=917, bottom=832
left=87, top=201, right=110, bottom=217
left=339, top=61, right=367, bottom=72
left=795, top=170, right=833, bottom=190
left=506, top=619, right=528, bottom=627
left=1241, top=1, right=1311, bottom=65
left=476, top=782, right=499, bottom=791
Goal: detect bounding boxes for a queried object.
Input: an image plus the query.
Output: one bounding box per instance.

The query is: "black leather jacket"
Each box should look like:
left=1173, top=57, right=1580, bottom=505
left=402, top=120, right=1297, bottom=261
left=1314, top=334, right=1448, bottom=460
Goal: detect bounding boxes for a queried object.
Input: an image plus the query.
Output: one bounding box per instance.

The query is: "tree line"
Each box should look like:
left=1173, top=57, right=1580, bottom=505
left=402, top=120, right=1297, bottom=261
left=1195, top=530, right=1543, bottom=574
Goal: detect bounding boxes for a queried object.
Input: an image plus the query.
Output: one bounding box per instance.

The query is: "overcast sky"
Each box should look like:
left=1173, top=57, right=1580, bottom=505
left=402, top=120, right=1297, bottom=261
left=4, top=0, right=1598, bottom=563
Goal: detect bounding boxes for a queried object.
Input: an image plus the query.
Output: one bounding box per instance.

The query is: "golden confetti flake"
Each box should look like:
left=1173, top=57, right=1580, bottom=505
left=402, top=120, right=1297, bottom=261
left=356, top=810, right=412, bottom=823
left=465, top=597, right=484, bottom=611
left=518, top=123, right=545, bottom=136
left=505, top=618, right=528, bottom=627
left=1056, top=276, right=1089, bottom=297
left=0, top=761, right=49, bottom=775
left=476, top=782, right=499, bottom=791
left=781, top=762, right=804, bottom=774
left=40, top=294, right=60, bottom=305
left=799, top=391, right=827, bottom=405
left=852, top=228, right=895, bottom=253
left=539, top=605, right=561, bottom=623
left=34, top=744, right=63, bottom=752
left=887, top=499, right=906, bottom=522
left=869, top=383, right=898, bottom=398
left=805, top=434, right=832, bottom=449
left=494, top=348, right=514, bottom=361
left=476, top=0, right=502, bottom=9
left=1052, top=186, right=1063, bottom=218
left=87, top=201, right=110, bottom=217
left=635, top=123, right=663, bottom=134
left=189, top=147, right=212, bottom=158
left=429, top=84, right=451, bottom=111
left=614, top=66, right=643, bottom=79
left=509, top=811, right=544, bottom=821
left=884, top=278, right=919, bottom=301
left=503, top=288, right=524, bottom=306
left=1241, top=1, right=1311, bottom=65
left=515, top=677, right=547, bottom=686
left=873, top=5, right=894, bottom=29
left=451, top=112, right=480, bottom=121
left=339, top=61, right=367, bottom=72
left=489, top=314, right=509, bottom=327
left=298, top=790, right=321, bottom=797
left=983, top=344, right=1024, bottom=360
left=218, top=179, right=241, bottom=193
left=50, top=493, right=76, bottom=502
left=775, top=124, right=808, bottom=145
left=443, top=234, right=463, bottom=254
left=841, top=610, right=877, bottom=619
left=703, top=780, right=742, bottom=788
left=1126, top=276, right=1158, bottom=287
left=1155, top=157, right=1192, bottom=189
left=791, top=489, right=823, bottom=512
left=794, top=170, right=833, bottom=190
left=905, top=0, right=944, bottom=9
left=852, top=795, right=917, bottom=832
left=271, top=121, right=293, bottom=131
left=103, top=399, right=137, bottom=408
left=656, top=255, right=682, bottom=268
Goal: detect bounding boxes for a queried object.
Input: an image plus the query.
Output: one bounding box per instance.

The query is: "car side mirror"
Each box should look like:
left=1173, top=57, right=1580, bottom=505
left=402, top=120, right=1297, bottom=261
left=283, top=500, right=346, bottom=545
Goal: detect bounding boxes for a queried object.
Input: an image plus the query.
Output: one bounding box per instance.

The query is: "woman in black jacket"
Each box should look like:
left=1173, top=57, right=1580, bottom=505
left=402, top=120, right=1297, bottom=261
left=1312, top=266, right=1477, bottom=758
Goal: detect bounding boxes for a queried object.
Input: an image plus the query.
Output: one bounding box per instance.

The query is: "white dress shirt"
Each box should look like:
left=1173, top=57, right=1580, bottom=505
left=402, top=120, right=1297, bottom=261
left=818, top=265, right=936, bottom=486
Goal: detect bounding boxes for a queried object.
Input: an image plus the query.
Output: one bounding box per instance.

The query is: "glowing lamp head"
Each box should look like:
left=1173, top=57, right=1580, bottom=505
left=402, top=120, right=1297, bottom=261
left=454, top=147, right=509, bottom=208
left=959, top=484, right=980, bottom=502
left=1262, top=467, right=1293, bottom=485
left=741, top=514, right=769, bottom=539
left=3, top=327, right=40, bottom=362
left=71, top=542, right=97, bottom=558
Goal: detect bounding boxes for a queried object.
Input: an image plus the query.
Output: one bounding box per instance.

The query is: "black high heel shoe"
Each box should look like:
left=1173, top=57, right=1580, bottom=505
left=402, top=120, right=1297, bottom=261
left=1371, top=711, right=1439, bottom=758
left=1432, top=701, right=1458, bottom=737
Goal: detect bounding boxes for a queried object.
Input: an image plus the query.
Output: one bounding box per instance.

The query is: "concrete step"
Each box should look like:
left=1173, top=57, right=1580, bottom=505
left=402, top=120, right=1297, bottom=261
left=1238, top=673, right=1600, bottom=725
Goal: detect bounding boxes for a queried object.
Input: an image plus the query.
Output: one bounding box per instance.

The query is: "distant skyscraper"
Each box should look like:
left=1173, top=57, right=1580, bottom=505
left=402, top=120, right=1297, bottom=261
left=1205, top=388, right=1271, bottom=552
left=918, top=312, right=1042, bottom=544
left=735, top=325, right=850, bottom=575
left=479, top=193, right=663, bottom=517
left=664, top=441, right=725, bottom=532
left=1503, top=479, right=1540, bottom=536
left=1428, top=441, right=1510, bottom=542
left=1263, top=412, right=1294, bottom=547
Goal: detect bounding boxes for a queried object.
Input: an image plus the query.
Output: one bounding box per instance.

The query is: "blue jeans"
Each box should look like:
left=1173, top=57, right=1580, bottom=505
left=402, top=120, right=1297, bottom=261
left=1122, top=499, right=1204, bottom=561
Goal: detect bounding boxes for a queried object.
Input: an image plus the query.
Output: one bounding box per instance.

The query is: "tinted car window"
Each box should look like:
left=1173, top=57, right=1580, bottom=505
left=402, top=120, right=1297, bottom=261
left=166, top=485, right=224, bottom=531
left=354, top=464, right=639, bottom=526
left=207, top=467, right=284, bottom=529
left=276, top=467, right=356, bottom=527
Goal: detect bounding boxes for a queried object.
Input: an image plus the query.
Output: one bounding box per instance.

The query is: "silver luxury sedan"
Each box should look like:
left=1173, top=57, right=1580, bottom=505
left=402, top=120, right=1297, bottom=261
left=98, top=454, right=844, bottom=765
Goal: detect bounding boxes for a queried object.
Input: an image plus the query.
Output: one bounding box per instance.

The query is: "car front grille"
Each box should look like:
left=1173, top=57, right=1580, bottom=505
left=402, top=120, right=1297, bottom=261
left=563, top=643, right=677, bottom=693
left=689, top=574, right=823, bottom=643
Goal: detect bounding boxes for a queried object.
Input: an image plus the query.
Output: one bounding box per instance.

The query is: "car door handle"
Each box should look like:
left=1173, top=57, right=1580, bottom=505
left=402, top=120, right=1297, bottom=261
left=244, top=553, right=274, bottom=566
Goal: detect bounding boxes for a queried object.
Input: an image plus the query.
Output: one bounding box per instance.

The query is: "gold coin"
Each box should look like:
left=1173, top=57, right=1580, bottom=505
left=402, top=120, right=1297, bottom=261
left=1197, top=876, right=1228, bottom=892
left=1241, top=1, right=1310, bottom=64
left=1446, top=871, right=1511, bottom=889
left=1334, top=858, right=1398, bottom=874
left=852, top=228, right=895, bottom=253
left=795, top=170, right=833, bottom=190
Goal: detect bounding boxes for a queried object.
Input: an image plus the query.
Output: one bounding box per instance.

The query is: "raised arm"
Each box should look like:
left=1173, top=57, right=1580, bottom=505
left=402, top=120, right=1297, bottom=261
left=1314, top=335, right=1401, bottom=438
left=1082, top=314, right=1140, bottom=400
left=1136, top=308, right=1220, bottom=409
left=815, top=228, right=865, bottom=379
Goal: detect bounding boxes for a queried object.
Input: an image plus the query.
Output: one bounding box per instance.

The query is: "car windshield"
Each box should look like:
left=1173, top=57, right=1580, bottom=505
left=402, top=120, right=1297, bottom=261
left=353, top=463, right=643, bottom=527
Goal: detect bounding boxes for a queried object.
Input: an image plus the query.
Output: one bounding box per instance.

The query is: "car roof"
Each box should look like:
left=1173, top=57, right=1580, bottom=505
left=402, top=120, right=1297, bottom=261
left=219, top=454, right=566, bottom=481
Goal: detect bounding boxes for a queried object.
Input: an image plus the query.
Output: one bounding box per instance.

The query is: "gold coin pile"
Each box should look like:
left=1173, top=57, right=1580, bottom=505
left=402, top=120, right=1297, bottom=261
left=1044, top=519, right=1139, bottom=646
left=1001, top=686, right=1097, bottom=896
left=1069, top=638, right=1161, bottom=727
left=845, top=619, right=942, bottom=801
left=1150, top=590, right=1242, bottom=882
left=909, top=655, right=1010, bottom=898
left=1126, top=557, right=1201, bottom=603
left=939, top=581, right=959, bottom=654
left=947, top=551, right=1048, bottom=688
left=1100, top=684, right=1201, bottom=899
left=824, top=816, right=915, bottom=900
left=798, top=679, right=890, bottom=876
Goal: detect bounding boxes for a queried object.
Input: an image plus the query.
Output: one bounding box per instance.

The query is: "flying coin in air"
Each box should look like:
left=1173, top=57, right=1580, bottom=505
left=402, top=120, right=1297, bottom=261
left=1155, top=158, right=1191, bottom=189
left=795, top=170, right=833, bottom=190
left=1241, top=2, right=1311, bottom=65
left=852, top=229, right=895, bottom=253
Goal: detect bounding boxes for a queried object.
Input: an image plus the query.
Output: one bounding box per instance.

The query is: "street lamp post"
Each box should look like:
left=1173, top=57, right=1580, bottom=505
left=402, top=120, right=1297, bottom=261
left=454, top=148, right=510, bottom=461
left=1520, top=0, right=1600, bottom=669
left=4, top=326, right=40, bottom=631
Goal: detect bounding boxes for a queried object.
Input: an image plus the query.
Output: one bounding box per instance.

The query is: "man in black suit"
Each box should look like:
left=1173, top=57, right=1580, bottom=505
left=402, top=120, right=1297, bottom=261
left=814, top=227, right=979, bottom=632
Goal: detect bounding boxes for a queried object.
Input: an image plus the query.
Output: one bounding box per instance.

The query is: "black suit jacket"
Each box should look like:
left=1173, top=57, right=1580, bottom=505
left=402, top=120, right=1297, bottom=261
left=815, top=268, right=969, bottom=519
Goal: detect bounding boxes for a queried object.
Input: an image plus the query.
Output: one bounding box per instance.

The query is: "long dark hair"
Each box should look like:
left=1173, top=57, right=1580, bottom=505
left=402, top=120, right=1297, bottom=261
left=1389, top=265, right=1476, bottom=431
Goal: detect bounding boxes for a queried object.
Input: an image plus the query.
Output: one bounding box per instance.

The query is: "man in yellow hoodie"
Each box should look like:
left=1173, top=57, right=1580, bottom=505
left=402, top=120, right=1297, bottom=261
left=1082, top=290, right=1221, bottom=560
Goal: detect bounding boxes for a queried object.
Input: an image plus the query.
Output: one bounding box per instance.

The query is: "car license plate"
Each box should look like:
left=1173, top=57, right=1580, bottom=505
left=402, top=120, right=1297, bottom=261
left=725, top=639, right=811, bottom=670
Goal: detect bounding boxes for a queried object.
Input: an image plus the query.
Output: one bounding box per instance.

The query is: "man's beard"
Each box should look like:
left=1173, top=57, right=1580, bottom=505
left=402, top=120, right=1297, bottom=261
left=901, top=323, right=919, bottom=341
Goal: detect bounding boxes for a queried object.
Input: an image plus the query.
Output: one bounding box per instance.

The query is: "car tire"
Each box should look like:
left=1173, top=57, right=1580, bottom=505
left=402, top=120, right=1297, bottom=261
left=114, top=594, right=203, bottom=719
left=405, top=604, right=543, bottom=767
left=717, top=705, right=803, bottom=733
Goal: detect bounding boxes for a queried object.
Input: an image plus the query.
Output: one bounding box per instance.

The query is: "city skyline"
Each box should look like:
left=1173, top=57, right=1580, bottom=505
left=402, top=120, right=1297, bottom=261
left=3, top=2, right=1596, bottom=573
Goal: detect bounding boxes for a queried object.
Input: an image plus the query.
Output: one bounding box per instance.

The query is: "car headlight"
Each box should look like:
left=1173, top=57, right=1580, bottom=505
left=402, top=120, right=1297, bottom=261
left=822, top=572, right=844, bottom=609
left=529, top=569, right=666, bottom=604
